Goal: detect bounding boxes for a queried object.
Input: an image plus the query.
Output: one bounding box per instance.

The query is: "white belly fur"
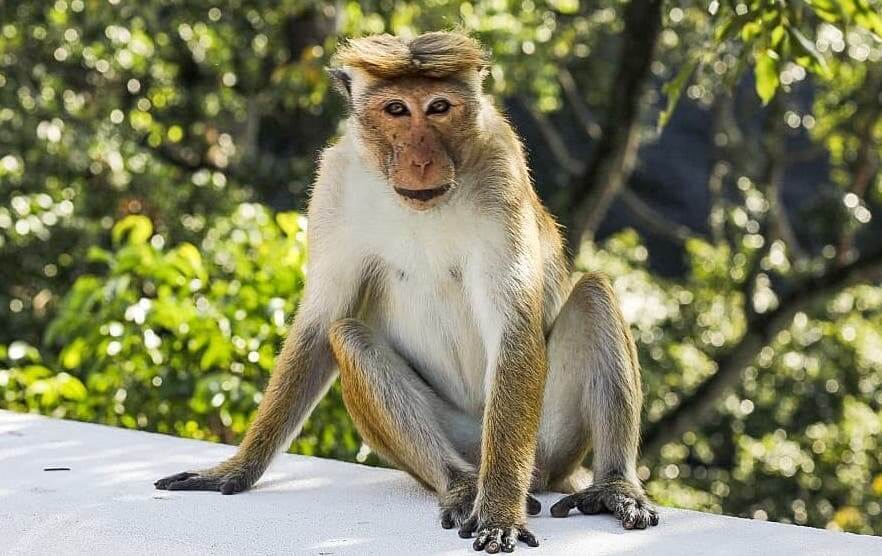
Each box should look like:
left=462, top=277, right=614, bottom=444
left=339, top=163, right=496, bottom=417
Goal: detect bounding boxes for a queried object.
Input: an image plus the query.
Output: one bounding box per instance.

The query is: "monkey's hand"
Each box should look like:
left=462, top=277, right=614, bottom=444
left=457, top=510, right=539, bottom=553
left=154, top=459, right=258, bottom=495
left=440, top=472, right=540, bottom=531
left=549, top=476, right=659, bottom=529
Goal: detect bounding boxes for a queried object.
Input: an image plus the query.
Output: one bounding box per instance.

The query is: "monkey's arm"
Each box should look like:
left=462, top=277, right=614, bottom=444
left=154, top=267, right=360, bottom=493
left=459, top=250, right=547, bottom=551
left=156, top=154, right=361, bottom=494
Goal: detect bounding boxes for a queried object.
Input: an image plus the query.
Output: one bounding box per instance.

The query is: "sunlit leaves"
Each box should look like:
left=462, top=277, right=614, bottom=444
left=658, top=56, right=698, bottom=128
left=688, top=0, right=881, bottom=106
left=754, top=49, right=780, bottom=105
left=112, top=214, right=153, bottom=246
left=7, top=204, right=346, bottom=449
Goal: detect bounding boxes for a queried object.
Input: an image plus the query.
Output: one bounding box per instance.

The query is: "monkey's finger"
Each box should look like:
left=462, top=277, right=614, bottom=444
left=154, top=472, right=197, bottom=489
left=517, top=527, right=540, bottom=548
left=165, top=475, right=224, bottom=491
left=576, top=494, right=604, bottom=515
left=625, top=505, right=648, bottom=529
left=526, top=494, right=541, bottom=515
left=475, top=527, right=505, bottom=553
left=549, top=494, right=577, bottom=517
left=459, top=515, right=479, bottom=538
left=220, top=477, right=247, bottom=495
left=472, top=528, right=493, bottom=552
left=628, top=501, right=659, bottom=530
left=500, top=529, right=517, bottom=553
left=616, top=498, right=641, bottom=529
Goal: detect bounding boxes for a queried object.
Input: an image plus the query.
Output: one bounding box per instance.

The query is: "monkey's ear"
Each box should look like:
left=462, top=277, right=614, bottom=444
left=327, top=67, right=352, bottom=102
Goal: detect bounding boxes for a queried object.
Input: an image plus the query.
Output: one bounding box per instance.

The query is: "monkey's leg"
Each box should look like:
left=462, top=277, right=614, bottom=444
left=328, top=318, right=540, bottom=529
left=539, top=273, right=659, bottom=529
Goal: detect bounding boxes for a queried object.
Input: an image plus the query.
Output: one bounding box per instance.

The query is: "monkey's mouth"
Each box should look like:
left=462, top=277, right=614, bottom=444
left=394, top=184, right=451, bottom=202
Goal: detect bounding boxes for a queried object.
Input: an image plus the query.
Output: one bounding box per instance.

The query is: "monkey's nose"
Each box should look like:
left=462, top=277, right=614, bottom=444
left=412, top=158, right=432, bottom=177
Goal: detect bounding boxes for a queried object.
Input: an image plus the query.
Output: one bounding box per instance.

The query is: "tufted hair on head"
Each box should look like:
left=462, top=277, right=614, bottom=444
left=332, top=31, right=489, bottom=79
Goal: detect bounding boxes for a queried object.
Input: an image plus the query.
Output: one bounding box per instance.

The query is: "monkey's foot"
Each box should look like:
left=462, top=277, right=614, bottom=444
left=440, top=474, right=540, bottom=530
left=549, top=476, right=659, bottom=529
left=458, top=516, right=539, bottom=553
left=154, top=468, right=252, bottom=495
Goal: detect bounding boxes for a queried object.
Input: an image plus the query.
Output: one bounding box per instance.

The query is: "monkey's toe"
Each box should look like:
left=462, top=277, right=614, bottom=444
left=220, top=476, right=247, bottom=495
left=549, top=478, right=660, bottom=529
left=526, top=494, right=541, bottom=516
left=471, top=525, right=538, bottom=553
left=440, top=501, right=471, bottom=529
left=155, top=467, right=254, bottom=494
left=164, top=474, right=225, bottom=491
left=549, top=494, right=580, bottom=517
left=154, top=472, right=198, bottom=489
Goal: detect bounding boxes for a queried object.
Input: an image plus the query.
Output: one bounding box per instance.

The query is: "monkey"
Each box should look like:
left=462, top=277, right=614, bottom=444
left=155, top=31, right=658, bottom=552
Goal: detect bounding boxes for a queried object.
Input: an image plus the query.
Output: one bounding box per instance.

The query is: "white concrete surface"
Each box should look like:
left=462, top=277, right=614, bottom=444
left=1, top=410, right=880, bottom=555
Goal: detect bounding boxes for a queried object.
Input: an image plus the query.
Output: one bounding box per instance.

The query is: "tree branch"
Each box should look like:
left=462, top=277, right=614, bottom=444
left=619, top=189, right=698, bottom=245
left=515, top=96, right=584, bottom=175
left=562, top=0, right=664, bottom=253
left=707, top=97, right=736, bottom=245
left=641, top=245, right=882, bottom=457
left=558, top=68, right=602, bottom=140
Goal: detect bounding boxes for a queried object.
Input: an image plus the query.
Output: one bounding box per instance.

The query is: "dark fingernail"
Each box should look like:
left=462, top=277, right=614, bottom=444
left=527, top=497, right=541, bottom=515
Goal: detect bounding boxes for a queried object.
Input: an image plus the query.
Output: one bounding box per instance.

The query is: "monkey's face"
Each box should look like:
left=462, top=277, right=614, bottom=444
left=355, top=77, right=476, bottom=211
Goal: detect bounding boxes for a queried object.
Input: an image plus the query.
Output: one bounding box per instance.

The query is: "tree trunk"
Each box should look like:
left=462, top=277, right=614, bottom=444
left=564, top=0, right=664, bottom=253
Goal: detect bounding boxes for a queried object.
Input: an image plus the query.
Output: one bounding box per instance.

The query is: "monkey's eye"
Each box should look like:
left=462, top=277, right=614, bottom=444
left=384, top=101, right=409, bottom=116
left=427, top=99, right=451, bottom=115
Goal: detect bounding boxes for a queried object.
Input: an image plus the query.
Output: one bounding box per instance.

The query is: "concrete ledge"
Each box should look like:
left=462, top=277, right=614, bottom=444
left=2, top=410, right=880, bottom=555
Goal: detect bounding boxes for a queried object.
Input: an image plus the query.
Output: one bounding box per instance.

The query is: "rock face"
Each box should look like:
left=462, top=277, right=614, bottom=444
left=3, top=410, right=880, bottom=555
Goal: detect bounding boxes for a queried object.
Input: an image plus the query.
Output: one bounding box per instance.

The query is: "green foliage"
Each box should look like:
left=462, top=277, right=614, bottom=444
left=580, top=232, right=882, bottom=535
left=2, top=205, right=360, bottom=460
left=658, top=0, right=880, bottom=116
left=3, top=0, right=882, bottom=538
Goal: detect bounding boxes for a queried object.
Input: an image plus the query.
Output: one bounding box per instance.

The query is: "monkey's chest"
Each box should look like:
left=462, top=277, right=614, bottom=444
left=367, top=258, right=488, bottom=417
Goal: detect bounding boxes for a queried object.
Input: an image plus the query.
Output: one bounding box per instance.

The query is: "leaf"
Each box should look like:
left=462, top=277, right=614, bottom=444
left=21, top=365, right=52, bottom=381
left=170, top=243, right=206, bottom=280
left=741, top=20, right=763, bottom=43
left=60, top=338, right=88, bottom=370
left=787, top=26, right=831, bottom=78
left=658, top=57, right=699, bottom=130
left=87, top=246, right=112, bottom=264
left=112, top=215, right=154, bottom=246
left=57, top=373, right=88, bottom=401
left=771, top=25, right=787, bottom=48
left=276, top=212, right=302, bottom=237
left=200, top=335, right=230, bottom=370
left=854, top=9, right=882, bottom=39
left=754, top=50, right=780, bottom=105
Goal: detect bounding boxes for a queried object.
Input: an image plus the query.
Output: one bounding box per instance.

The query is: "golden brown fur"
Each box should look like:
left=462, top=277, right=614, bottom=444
left=334, top=32, right=488, bottom=79
left=155, top=31, right=657, bottom=552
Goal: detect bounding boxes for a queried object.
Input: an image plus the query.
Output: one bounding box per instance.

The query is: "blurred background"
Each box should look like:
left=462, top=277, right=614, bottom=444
left=2, top=0, right=882, bottom=536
